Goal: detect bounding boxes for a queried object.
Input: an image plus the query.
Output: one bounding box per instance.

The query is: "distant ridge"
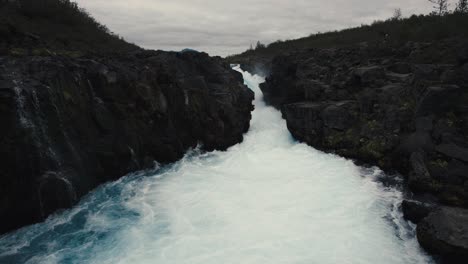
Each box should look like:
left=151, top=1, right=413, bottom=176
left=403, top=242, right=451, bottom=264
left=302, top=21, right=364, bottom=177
left=227, top=12, right=468, bottom=70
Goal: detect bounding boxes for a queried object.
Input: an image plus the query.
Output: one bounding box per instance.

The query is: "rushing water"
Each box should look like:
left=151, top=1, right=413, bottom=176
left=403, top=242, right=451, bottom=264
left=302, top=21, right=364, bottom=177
left=0, top=67, right=432, bottom=264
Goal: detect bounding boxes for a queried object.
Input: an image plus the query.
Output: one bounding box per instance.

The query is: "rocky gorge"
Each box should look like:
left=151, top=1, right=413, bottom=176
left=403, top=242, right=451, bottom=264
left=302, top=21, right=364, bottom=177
left=2, top=1, right=468, bottom=262
left=235, top=37, right=468, bottom=262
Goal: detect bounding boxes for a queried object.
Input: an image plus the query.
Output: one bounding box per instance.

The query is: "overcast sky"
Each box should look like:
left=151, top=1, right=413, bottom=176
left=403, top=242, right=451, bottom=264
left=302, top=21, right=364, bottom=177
left=74, top=0, right=437, bottom=56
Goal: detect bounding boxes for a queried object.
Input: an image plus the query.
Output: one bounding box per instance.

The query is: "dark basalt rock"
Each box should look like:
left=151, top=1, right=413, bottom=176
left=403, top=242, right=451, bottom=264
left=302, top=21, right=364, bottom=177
left=282, top=101, right=327, bottom=146
left=387, top=62, right=412, bottom=74
left=417, top=207, right=468, bottom=263
left=435, top=143, right=468, bottom=163
left=402, top=200, right=436, bottom=224
left=321, top=101, right=358, bottom=131
left=416, top=85, right=462, bottom=115
left=0, top=51, right=254, bottom=234
left=254, top=38, right=468, bottom=260
left=408, top=151, right=434, bottom=193
left=352, top=66, right=386, bottom=87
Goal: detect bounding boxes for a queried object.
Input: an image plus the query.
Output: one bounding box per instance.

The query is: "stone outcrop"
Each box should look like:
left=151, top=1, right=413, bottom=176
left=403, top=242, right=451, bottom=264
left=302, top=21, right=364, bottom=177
left=402, top=200, right=435, bottom=224
left=417, top=207, right=468, bottom=263
left=0, top=50, right=254, bottom=234
left=252, top=38, right=468, bottom=260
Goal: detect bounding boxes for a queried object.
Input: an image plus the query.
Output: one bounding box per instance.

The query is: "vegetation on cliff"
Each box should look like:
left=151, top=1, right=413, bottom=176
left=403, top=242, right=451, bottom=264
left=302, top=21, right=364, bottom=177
left=227, top=10, right=468, bottom=68
left=0, top=0, right=139, bottom=56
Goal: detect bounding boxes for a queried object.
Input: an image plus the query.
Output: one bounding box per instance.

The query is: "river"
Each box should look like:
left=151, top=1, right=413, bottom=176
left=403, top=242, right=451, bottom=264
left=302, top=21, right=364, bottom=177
left=0, top=67, right=432, bottom=264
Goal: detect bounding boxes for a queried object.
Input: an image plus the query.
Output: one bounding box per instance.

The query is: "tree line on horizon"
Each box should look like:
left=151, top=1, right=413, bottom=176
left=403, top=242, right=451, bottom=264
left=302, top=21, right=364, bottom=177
left=240, top=0, right=468, bottom=56
left=429, top=0, right=468, bottom=15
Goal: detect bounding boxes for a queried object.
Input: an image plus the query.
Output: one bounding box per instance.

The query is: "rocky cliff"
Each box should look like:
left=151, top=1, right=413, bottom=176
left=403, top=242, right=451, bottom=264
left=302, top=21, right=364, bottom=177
left=255, top=38, right=468, bottom=261
left=0, top=50, right=254, bottom=234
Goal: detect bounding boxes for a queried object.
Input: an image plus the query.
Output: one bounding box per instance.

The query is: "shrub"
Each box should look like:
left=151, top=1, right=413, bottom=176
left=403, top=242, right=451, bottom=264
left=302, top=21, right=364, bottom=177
left=227, top=12, right=468, bottom=60
left=0, top=0, right=139, bottom=54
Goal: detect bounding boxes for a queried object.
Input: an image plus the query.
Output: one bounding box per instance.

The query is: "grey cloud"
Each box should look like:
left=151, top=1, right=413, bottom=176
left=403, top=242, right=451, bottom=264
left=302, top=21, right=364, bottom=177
left=75, top=0, right=437, bottom=56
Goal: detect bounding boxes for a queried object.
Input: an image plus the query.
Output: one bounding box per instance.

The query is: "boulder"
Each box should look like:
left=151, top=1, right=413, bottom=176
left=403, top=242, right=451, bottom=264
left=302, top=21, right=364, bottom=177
left=352, top=66, right=385, bottom=86
left=385, top=72, right=413, bottom=83
left=416, top=85, right=462, bottom=115
left=436, top=143, right=468, bottom=163
left=388, top=62, right=412, bottom=74
left=399, top=132, right=434, bottom=154
left=445, top=160, right=468, bottom=185
left=412, top=64, right=439, bottom=81
left=402, top=200, right=436, bottom=224
left=415, top=116, right=433, bottom=132
left=417, top=207, right=468, bottom=262
left=377, top=84, right=406, bottom=104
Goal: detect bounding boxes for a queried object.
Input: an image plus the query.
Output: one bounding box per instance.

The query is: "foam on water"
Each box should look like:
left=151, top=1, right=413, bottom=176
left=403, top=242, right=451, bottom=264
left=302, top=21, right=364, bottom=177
left=0, top=67, right=433, bottom=264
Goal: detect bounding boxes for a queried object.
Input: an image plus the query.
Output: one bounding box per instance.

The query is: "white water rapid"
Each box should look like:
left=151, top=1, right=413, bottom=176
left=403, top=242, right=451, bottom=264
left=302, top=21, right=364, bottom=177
left=0, top=67, right=433, bottom=264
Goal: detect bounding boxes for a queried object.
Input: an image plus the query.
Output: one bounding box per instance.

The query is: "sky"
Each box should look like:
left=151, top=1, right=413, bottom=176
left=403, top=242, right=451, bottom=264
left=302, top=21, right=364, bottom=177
left=74, top=0, right=436, bottom=56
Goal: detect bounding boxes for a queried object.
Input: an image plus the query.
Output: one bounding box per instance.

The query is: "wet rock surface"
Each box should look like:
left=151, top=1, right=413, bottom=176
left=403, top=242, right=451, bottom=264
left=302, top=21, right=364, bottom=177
left=417, top=207, right=468, bottom=263
left=254, top=39, right=468, bottom=260
left=0, top=51, right=254, bottom=234
left=402, top=200, right=436, bottom=224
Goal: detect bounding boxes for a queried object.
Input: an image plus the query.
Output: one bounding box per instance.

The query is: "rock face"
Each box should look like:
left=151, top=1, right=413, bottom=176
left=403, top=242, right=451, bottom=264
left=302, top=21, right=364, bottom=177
left=402, top=200, right=436, bottom=224
left=256, top=39, right=468, bottom=259
left=417, top=207, right=468, bottom=262
left=0, top=50, right=254, bottom=234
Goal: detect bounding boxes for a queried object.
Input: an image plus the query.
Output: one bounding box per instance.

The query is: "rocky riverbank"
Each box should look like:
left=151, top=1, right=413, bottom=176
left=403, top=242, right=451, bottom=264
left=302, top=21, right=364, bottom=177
left=0, top=50, right=254, bottom=234
left=239, top=38, right=468, bottom=262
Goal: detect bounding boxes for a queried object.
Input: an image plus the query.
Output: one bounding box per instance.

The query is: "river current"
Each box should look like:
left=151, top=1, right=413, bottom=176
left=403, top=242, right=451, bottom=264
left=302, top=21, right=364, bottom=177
left=0, top=67, right=432, bottom=264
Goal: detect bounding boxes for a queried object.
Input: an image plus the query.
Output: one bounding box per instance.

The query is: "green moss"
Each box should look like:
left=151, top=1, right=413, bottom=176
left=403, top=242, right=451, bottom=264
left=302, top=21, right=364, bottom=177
left=359, top=139, right=386, bottom=160
left=428, top=180, right=443, bottom=192
left=9, top=48, right=27, bottom=56
left=362, top=119, right=384, bottom=134
left=446, top=111, right=458, bottom=127
left=367, top=120, right=379, bottom=129
left=396, top=98, right=417, bottom=117
left=439, top=189, right=464, bottom=206
left=430, top=159, right=449, bottom=168
left=324, top=128, right=361, bottom=148
left=56, top=50, right=84, bottom=58
left=325, top=132, right=345, bottom=147
left=399, top=102, right=412, bottom=111
left=345, top=128, right=360, bottom=141
left=377, top=159, right=388, bottom=168
left=32, top=48, right=53, bottom=56
left=63, top=90, right=73, bottom=102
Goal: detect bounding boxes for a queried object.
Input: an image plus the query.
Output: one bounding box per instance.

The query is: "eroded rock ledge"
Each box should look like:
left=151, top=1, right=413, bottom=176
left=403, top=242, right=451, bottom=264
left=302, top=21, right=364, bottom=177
left=256, top=39, right=468, bottom=261
left=0, top=50, right=254, bottom=234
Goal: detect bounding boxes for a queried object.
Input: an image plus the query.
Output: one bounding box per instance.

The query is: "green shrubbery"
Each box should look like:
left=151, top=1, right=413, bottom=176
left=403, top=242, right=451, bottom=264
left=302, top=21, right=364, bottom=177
left=0, top=0, right=139, bottom=54
left=228, top=10, right=468, bottom=59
